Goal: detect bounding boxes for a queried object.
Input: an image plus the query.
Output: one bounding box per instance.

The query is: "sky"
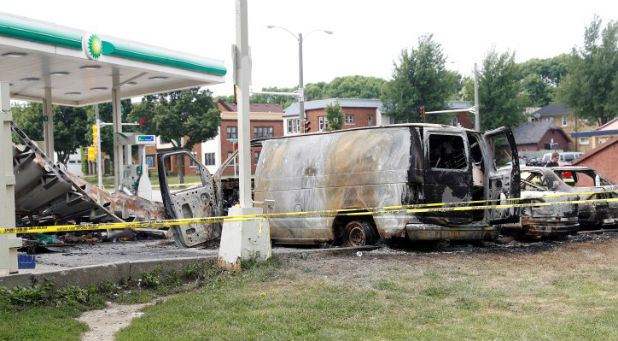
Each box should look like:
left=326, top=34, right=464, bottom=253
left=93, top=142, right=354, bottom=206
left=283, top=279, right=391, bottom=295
left=2, top=0, right=617, bottom=97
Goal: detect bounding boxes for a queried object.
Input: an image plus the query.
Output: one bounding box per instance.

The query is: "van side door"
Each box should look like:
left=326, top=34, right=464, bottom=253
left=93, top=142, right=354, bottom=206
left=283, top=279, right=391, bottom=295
left=422, top=129, right=473, bottom=224
left=483, top=127, right=521, bottom=224
left=157, top=150, right=222, bottom=247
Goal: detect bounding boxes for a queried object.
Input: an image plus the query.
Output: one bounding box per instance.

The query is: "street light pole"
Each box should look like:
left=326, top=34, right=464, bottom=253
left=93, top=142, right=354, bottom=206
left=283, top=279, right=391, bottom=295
left=298, top=32, right=305, bottom=132
left=267, top=26, right=331, bottom=133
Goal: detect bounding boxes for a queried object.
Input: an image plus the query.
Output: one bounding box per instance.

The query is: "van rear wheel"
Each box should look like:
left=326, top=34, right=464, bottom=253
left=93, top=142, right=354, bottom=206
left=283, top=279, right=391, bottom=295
left=343, top=221, right=376, bottom=247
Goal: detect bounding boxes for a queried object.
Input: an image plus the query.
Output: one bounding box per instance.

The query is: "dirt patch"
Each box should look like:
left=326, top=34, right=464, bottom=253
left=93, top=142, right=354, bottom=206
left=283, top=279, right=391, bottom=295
left=78, top=300, right=163, bottom=341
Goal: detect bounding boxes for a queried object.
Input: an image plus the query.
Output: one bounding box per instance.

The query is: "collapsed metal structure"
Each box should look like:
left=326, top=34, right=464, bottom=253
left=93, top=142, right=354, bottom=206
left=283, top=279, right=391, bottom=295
left=12, top=123, right=164, bottom=229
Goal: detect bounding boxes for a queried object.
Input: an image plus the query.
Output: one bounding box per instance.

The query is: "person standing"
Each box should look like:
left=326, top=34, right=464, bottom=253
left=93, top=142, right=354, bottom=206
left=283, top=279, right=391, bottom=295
left=545, top=152, right=559, bottom=167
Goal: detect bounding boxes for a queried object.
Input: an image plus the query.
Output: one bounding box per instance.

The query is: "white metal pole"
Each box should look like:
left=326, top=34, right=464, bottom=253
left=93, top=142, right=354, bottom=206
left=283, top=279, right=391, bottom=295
left=44, top=86, right=54, bottom=161
left=0, top=81, right=21, bottom=275
left=95, top=105, right=103, bottom=189
left=474, top=63, right=480, bottom=131
left=112, top=73, right=123, bottom=190
left=235, top=0, right=252, bottom=208
left=298, top=33, right=305, bottom=133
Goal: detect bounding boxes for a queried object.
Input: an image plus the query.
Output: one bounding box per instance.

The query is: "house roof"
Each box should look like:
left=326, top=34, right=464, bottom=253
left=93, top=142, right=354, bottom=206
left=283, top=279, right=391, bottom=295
left=597, top=117, right=618, bottom=131
left=513, top=120, right=570, bottom=145
left=217, top=100, right=283, bottom=113
left=284, top=98, right=382, bottom=117
left=573, top=136, right=618, bottom=165
left=533, top=103, right=572, bottom=117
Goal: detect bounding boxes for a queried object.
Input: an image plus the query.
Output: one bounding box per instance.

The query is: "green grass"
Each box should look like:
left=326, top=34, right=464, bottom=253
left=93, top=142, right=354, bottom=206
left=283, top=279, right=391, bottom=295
left=82, top=174, right=203, bottom=189
left=116, top=241, right=618, bottom=341
left=0, top=262, right=226, bottom=341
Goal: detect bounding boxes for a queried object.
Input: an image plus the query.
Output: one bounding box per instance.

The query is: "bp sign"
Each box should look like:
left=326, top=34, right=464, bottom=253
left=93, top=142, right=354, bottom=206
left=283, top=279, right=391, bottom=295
left=82, top=33, right=115, bottom=60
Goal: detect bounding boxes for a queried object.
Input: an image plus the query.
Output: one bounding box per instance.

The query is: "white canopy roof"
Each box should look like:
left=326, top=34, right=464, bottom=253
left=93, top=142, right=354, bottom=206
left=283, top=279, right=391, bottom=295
left=0, top=12, right=226, bottom=106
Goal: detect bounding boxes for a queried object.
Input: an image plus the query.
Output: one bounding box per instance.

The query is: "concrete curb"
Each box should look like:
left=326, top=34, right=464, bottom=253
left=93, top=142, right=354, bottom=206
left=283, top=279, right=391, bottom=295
left=0, top=245, right=379, bottom=289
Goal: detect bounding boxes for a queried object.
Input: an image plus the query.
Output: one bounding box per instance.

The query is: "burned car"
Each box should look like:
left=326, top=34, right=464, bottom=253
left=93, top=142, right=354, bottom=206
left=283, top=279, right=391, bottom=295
left=500, top=168, right=579, bottom=238
left=551, top=166, right=618, bottom=228
left=159, top=124, right=521, bottom=247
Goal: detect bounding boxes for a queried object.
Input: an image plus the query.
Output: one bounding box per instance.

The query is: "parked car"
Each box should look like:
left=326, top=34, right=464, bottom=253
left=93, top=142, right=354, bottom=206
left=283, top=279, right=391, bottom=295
left=159, top=124, right=522, bottom=247
left=500, top=170, right=579, bottom=238
left=541, top=152, right=582, bottom=166
left=514, top=166, right=617, bottom=230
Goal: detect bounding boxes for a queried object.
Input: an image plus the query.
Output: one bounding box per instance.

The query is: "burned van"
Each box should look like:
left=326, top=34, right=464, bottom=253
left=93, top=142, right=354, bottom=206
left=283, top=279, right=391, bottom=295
left=254, top=124, right=520, bottom=246
left=158, top=124, right=520, bottom=248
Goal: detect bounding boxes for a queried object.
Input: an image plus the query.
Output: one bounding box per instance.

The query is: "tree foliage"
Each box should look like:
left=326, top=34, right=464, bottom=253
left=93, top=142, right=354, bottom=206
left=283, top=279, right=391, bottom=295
left=478, top=50, right=527, bottom=131
left=130, top=88, right=220, bottom=182
left=381, top=34, right=459, bottom=123
left=558, top=16, right=618, bottom=125
left=519, top=55, right=569, bottom=106
left=325, top=101, right=344, bottom=131
left=12, top=103, right=90, bottom=165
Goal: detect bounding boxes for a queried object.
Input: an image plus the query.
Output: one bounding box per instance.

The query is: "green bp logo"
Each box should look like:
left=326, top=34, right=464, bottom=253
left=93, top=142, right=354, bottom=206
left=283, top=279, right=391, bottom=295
left=83, top=34, right=103, bottom=60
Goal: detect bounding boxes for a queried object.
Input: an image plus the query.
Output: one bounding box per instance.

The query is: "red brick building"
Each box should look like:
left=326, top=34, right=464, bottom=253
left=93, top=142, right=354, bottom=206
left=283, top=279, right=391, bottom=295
left=216, top=101, right=284, bottom=176
left=573, top=136, right=618, bottom=183
left=512, top=121, right=572, bottom=152
left=283, top=98, right=390, bottom=135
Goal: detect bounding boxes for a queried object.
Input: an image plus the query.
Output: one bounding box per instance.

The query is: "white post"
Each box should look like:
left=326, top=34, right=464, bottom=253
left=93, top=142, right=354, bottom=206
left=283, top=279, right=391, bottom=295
left=95, top=105, right=104, bottom=189
left=112, top=74, right=123, bottom=190
left=218, top=0, right=271, bottom=270
left=474, top=63, right=480, bottom=131
left=44, top=86, right=54, bottom=161
left=0, top=81, right=22, bottom=275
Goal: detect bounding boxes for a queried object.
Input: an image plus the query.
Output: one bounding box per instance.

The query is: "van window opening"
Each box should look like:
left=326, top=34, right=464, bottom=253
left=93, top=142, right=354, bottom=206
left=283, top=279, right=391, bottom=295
left=429, top=134, right=467, bottom=169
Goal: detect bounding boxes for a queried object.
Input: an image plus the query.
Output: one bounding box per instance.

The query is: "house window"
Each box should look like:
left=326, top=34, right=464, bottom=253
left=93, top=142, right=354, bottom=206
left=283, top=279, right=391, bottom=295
left=204, top=153, right=215, bottom=166
left=562, top=116, right=568, bottom=127
left=227, top=126, right=237, bottom=139
left=190, top=152, right=198, bottom=167
left=543, top=117, right=552, bottom=123
left=345, top=114, right=354, bottom=125
left=318, top=116, right=325, bottom=131
left=579, top=137, right=590, bottom=145
left=368, top=115, right=374, bottom=126
left=254, top=151, right=260, bottom=164
left=287, top=120, right=292, bottom=133
left=227, top=151, right=234, bottom=159
left=254, top=126, right=274, bottom=138
left=145, top=155, right=155, bottom=168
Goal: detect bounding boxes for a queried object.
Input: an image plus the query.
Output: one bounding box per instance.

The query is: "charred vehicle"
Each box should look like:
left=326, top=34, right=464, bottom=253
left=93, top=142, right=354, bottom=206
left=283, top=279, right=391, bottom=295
left=551, top=166, right=618, bottom=228
left=500, top=168, right=579, bottom=238
left=159, top=124, right=521, bottom=247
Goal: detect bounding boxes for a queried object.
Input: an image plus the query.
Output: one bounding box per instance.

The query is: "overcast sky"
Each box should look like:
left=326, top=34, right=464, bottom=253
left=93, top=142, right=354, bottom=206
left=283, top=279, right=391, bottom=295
left=3, top=0, right=617, bottom=97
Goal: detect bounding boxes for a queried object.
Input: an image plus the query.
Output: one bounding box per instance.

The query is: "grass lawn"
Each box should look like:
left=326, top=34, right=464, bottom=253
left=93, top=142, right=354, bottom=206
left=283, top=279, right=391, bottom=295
left=116, top=239, right=618, bottom=341
left=0, top=306, right=89, bottom=341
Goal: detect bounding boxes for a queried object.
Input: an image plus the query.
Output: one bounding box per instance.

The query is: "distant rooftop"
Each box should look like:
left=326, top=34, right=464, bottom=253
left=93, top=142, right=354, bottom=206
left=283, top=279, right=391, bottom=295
left=513, top=120, right=569, bottom=145
left=217, top=100, right=283, bottom=113
left=533, top=103, right=572, bottom=117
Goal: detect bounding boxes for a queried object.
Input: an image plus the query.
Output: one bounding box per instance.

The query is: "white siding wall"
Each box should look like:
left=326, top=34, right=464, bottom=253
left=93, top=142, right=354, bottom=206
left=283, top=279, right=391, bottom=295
left=201, top=127, right=221, bottom=174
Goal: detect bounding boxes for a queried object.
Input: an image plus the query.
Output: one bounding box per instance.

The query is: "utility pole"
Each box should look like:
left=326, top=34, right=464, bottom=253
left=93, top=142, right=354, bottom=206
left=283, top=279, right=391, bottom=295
left=474, top=63, right=480, bottom=131
left=95, top=104, right=104, bottom=189
left=298, top=33, right=305, bottom=132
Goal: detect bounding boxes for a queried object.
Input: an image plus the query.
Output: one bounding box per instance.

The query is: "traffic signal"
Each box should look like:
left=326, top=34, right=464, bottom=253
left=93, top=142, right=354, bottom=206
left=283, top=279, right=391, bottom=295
left=419, top=106, right=425, bottom=120
left=304, top=120, right=311, bottom=133
left=139, top=118, right=146, bottom=129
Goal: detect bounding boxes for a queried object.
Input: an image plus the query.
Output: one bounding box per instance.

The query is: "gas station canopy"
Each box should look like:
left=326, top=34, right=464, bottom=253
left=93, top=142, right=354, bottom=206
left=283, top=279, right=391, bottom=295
left=0, top=12, right=226, bottom=106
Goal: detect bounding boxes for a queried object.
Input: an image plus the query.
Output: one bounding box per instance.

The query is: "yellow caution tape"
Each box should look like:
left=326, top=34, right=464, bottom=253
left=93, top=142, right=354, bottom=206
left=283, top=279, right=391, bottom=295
left=1, top=196, right=616, bottom=235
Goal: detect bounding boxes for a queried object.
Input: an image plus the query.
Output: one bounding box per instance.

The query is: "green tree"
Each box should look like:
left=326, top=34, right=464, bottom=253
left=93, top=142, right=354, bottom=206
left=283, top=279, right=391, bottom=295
left=149, top=88, right=220, bottom=183
left=12, top=102, right=90, bottom=165
left=324, top=76, right=386, bottom=99
left=325, top=101, right=344, bottom=131
left=381, top=34, right=459, bottom=123
left=558, top=16, right=618, bottom=125
left=12, top=103, right=44, bottom=141
left=478, top=50, right=527, bottom=131
left=519, top=55, right=569, bottom=106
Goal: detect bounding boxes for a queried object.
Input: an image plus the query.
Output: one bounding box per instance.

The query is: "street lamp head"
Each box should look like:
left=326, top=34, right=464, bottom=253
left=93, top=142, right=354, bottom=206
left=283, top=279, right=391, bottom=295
left=323, top=30, right=333, bottom=35
left=266, top=25, right=275, bottom=29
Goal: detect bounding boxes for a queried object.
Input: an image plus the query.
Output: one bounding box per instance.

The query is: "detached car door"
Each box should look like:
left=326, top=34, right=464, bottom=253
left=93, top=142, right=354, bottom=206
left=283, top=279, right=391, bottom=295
left=157, top=150, right=222, bottom=247
left=483, top=127, right=521, bottom=224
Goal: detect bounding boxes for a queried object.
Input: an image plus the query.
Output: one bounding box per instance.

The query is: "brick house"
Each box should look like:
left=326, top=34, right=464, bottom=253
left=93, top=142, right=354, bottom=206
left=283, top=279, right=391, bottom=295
left=512, top=121, right=572, bottom=152
left=283, top=98, right=392, bottom=135
left=530, top=103, right=598, bottom=151
left=573, top=136, right=618, bottom=183
left=145, top=101, right=283, bottom=178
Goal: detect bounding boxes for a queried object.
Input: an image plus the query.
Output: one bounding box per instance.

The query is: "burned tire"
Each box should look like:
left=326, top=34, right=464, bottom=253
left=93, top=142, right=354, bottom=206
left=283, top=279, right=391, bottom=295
left=343, top=220, right=377, bottom=247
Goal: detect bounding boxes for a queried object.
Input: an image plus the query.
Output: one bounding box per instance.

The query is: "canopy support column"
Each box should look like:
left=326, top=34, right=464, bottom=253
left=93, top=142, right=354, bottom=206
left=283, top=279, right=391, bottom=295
left=43, top=87, right=54, bottom=160
left=112, top=74, right=123, bottom=190
left=0, top=81, right=21, bottom=275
